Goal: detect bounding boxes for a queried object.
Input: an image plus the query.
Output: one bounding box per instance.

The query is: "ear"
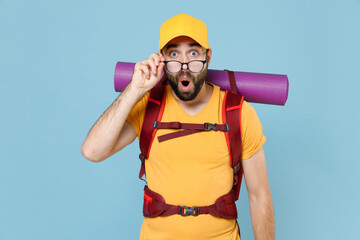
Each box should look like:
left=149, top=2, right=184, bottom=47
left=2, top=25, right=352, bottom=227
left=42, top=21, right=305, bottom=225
left=207, top=48, right=212, bottom=65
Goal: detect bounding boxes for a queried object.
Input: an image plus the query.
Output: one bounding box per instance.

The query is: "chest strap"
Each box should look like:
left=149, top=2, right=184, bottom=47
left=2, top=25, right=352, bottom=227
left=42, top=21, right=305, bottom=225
left=154, top=121, right=229, bottom=143
left=143, top=185, right=238, bottom=219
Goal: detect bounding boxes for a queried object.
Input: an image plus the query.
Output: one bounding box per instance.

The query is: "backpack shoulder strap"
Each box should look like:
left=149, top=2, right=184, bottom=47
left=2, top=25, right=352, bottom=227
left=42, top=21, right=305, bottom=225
left=138, top=81, right=167, bottom=180
left=222, top=90, right=244, bottom=201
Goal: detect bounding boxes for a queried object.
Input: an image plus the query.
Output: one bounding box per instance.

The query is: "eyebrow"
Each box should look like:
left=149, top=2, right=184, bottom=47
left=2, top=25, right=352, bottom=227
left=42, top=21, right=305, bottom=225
left=164, top=42, right=202, bottom=51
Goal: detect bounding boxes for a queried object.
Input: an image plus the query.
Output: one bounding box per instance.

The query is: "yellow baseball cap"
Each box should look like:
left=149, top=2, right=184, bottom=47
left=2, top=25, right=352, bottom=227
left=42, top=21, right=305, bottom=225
left=159, top=13, right=209, bottom=51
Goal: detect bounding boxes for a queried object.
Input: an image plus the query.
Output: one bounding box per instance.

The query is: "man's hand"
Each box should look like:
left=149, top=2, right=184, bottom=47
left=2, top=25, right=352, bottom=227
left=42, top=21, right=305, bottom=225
left=129, top=52, right=165, bottom=98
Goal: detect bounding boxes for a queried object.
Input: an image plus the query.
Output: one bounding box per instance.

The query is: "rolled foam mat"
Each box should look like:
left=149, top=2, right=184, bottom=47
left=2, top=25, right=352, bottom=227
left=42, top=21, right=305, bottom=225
left=114, top=62, right=289, bottom=105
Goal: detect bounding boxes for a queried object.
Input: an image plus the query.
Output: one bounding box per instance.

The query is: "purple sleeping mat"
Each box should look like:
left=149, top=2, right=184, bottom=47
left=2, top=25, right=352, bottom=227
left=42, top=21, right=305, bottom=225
left=114, top=61, right=289, bottom=106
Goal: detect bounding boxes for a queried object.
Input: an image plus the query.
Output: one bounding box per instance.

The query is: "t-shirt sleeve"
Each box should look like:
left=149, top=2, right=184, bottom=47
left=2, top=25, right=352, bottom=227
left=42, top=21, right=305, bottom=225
left=126, top=92, right=149, bottom=138
left=241, top=101, right=266, bottom=159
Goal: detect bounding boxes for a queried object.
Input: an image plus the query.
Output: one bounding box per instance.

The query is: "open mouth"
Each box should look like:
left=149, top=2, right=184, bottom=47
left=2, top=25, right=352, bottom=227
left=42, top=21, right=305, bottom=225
left=181, top=80, right=190, bottom=87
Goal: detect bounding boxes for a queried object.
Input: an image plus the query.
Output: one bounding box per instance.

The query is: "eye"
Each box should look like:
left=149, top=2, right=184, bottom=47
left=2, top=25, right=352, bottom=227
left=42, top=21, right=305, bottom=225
left=170, top=51, right=178, bottom=58
left=189, top=50, right=198, bottom=56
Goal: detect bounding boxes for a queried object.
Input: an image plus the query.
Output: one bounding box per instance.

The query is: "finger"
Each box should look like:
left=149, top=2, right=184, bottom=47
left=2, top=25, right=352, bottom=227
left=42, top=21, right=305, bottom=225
left=157, top=52, right=165, bottom=62
left=144, top=58, right=157, bottom=76
left=139, top=62, right=151, bottom=79
left=149, top=53, right=161, bottom=70
left=156, top=61, right=165, bottom=79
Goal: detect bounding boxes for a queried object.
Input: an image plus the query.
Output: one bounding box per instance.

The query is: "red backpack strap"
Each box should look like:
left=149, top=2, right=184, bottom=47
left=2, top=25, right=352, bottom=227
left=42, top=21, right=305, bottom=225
left=222, top=90, right=244, bottom=201
left=155, top=122, right=229, bottom=143
left=224, top=69, right=238, bottom=94
left=138, top=81, right=167, bottom=181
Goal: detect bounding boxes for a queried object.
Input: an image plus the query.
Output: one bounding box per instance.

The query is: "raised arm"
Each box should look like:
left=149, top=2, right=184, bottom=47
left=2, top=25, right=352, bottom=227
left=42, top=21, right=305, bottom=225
left=81, top=53, right=165, bottom=162
left=242, top=147, right=275, bottom=240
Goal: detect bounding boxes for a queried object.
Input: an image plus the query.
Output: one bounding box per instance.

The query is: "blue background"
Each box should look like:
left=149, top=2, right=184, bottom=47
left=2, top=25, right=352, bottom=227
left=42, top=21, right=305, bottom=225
left=1, top=0, right=359, bottom=239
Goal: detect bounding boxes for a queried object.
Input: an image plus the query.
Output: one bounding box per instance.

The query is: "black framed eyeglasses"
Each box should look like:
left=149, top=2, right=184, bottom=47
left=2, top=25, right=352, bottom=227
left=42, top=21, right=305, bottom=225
left=163, top=50, right=208, bottom=73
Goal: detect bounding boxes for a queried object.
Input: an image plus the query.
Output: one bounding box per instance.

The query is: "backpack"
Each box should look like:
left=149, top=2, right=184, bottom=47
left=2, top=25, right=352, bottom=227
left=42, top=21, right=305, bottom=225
left=137, top=71, right=244, bottom=220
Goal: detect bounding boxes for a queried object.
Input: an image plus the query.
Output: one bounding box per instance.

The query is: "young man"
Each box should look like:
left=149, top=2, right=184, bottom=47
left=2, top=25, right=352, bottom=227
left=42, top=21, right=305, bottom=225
left=82, top=13, right=275, bottom=240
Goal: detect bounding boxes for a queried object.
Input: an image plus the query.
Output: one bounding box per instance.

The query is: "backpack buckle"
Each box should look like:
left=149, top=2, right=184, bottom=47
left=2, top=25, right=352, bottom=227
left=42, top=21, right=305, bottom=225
left=139, top=153, right=146, bottom=162
left=203, top=122, right=217, bottom=131
left=234, top=162, right=241, bottom=174
left=179, top=206, right=199, bottom=216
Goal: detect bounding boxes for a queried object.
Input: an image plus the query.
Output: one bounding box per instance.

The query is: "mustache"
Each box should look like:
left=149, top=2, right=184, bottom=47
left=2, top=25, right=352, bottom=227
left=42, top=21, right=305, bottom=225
left=177, top=71, right=192, bottom=79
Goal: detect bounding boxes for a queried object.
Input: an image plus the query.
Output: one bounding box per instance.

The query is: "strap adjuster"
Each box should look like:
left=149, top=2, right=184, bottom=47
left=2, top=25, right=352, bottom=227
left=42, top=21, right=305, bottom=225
left=203, top=122, right=217, bottom=131
left=234, top=162, right=241, bottom=174
left=153, top=121, right=158, bottom=129
left=139, top=153, right=146, bottom=162
left=179, top=206, right=200, bottom=216
left=144, top=193, right=153, bottom=216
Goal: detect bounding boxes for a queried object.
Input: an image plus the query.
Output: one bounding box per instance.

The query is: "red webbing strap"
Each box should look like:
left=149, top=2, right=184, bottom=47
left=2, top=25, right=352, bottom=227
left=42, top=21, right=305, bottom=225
left=225, top=70, right=238, bottom=94
left=223, top=91, right=244, bottom=201
left=143, top=185, right=237, bottom=219
left=138, top=80, right=167, bottom=180
left=156, top=122, right=228, bottom=130
left=158, top=129, right=199, bottom=143
left=156, top=122, right=229, bottom=143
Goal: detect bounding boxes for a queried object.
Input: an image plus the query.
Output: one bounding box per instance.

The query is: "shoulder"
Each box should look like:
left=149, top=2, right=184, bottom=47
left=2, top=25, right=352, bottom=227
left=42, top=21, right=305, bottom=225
left=241, top=100, right=262, bottom=130
left=240, top=100, right=266, bottom=159
left=241, top=100, right=257, bottom=117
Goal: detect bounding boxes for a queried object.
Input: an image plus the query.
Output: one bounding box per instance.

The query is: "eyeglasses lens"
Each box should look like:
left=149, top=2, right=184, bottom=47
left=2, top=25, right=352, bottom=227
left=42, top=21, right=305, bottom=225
left=166, top=61, right=204, bottom=73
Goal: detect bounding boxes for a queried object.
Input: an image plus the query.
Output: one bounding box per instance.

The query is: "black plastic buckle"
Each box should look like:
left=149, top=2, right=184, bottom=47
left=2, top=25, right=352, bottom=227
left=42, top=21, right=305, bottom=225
left=234, top=162, right=241, bottom=174
left=203, top=122, right=217, bottom=131
left=153, top=121, right=158, bottom=129
left=224, top=124, right=230, bottom=132
left=139, top=153, right=146, bottom=162
left=179, top=206, right=200, bottom=216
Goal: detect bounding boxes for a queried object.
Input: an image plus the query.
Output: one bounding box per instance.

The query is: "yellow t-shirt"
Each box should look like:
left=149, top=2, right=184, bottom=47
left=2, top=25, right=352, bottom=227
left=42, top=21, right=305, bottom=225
left=127, top=83, right=266, bottom=240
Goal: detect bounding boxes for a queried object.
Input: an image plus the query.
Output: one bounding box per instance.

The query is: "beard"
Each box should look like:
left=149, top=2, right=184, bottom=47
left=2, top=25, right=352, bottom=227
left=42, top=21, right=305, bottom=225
left=165, top=68, right=208, bottom=101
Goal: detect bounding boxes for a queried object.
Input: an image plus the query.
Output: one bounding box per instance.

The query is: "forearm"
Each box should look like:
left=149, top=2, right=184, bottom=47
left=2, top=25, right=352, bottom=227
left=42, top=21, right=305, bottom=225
left=82, top=53, right=165, bottom=162
left=249, top=191, right=275, bottom=240
left=81, top=83, right=143, bottom=162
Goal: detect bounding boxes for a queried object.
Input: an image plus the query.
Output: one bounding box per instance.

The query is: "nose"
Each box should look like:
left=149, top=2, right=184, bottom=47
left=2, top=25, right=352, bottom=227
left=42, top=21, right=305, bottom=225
left=179, top=53, right=190, bottom=63
left=179, top=54, right=190, bottom=70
